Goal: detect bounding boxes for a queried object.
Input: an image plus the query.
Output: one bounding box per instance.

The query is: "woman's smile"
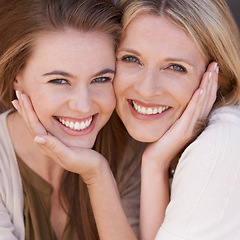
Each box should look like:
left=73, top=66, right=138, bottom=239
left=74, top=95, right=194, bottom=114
left=15, top=28, right=116, bottom=148
left=114, top=14, right=207, bottom=142
left=128, top=99, right=171, bottom=121
left=55, top=114, right=96, bottom=136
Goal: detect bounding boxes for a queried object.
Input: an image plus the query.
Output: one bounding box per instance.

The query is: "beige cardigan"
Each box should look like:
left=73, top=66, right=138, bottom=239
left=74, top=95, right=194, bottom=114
left=0, top=110, right=25, bottom=240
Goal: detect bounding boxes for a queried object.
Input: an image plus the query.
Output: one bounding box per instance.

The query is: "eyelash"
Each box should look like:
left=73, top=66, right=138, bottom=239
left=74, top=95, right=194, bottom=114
left=48, top=76, right=112, bottom=85
left=120, top=56, right=187, bottom=74
left=91, top=76, right=112, bottom=83
left=49, top=79, right=69, bottom=84
left=121, top=55, right=140, bottom=64
left=168, top=64, right=187, bottom=73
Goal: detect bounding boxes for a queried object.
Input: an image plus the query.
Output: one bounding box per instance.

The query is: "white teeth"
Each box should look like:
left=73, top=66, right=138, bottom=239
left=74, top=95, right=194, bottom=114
left=132, top=101, right=169, bottom=115
left=57, top=117, right=93, bottom=131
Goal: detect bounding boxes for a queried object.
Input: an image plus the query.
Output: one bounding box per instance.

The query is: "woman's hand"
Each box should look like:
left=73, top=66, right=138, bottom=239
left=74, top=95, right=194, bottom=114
left=12, top=92, right=108, bottom=184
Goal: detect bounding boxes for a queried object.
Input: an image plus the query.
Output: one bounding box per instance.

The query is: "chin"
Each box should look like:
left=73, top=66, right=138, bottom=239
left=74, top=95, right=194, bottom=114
left=128, top=128, right=162, bottom=143
left=62, top=137, right=96, bottom=149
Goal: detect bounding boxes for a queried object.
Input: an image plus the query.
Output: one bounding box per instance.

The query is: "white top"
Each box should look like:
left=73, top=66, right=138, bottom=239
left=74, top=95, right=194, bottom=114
left=0, top=110, right=25, bottom=240
left=156, top=106, right=240, bottom=240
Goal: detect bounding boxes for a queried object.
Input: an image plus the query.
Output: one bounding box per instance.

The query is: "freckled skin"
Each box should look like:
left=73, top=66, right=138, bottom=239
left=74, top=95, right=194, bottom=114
left=114, top=14, right=207, bottom=142
left=16, top=29, right=116, bottom=148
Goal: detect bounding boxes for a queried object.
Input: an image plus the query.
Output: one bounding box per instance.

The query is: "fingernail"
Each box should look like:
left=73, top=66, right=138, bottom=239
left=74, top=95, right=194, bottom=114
left=34, top=136, right=46, bottom=144
left=216, top=66, right=219, bottom=74
left=209, top=72, right=212, bottom=79
left=16, top=90, right=20, bottom=100
left=11, top=100, right=18, bottom=110
left=200, top=89, right=204, bottom=95
left=214, top=63, right=218, bottom=71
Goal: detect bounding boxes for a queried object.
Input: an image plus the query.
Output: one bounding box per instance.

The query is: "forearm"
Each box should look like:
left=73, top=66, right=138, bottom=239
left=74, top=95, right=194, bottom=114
left=86, top=161, right=137, bottom=240
left=140, top=159, right=170, bottom=240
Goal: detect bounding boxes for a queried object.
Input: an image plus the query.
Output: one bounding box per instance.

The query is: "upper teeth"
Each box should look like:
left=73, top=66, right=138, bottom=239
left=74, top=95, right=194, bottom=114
left=132, top=101, right=169, bottom=115
left=57, top=117, right=93, bottom=131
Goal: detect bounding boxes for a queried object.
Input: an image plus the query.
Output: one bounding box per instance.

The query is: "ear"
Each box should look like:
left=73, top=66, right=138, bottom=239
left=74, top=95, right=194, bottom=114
left=13, top=73, right=24, bottom=92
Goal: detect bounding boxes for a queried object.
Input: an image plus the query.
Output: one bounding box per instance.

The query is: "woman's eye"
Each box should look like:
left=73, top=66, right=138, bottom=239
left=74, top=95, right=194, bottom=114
left=121, top=55, right=140, bottom=64
left=169, top=64, right=186, bottom=72
left=49, top=79, right=69, bottom=84
left=91, top=76, right=112, bottom=83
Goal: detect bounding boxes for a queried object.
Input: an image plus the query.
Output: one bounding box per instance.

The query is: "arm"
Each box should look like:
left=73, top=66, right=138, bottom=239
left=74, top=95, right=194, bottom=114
left=140, top=62, right=219, bottom=240
left=0, top=197, right=19, bottom=240
left=13, top=94, right=137, bottom=240
left=156, top=107, right=240, bottom=239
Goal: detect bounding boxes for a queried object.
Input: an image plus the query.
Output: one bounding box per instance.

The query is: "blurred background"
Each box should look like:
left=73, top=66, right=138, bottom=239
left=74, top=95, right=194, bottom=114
left=226, top=0, right=240, bottom=29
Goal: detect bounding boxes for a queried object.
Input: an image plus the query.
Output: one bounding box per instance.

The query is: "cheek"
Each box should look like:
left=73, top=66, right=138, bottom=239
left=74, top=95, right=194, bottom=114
left=94, top=87, right=116, bottom=112
left=114, top=65, right=133, bottom=96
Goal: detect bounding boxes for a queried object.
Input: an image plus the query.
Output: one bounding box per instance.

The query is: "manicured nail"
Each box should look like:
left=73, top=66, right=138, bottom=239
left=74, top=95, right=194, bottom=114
left=214, top=62, right=218, bottom=71
left=200, top=89, right=204, bottom=95
left=34, top=136, right=46, bottom=144
left=216, top=66, right=219, bottom=74
left=209, top=72, right=212, bottom=79
left=15, top=90, right=20, bottom=100
left=11, top=100, right=18, bottom=110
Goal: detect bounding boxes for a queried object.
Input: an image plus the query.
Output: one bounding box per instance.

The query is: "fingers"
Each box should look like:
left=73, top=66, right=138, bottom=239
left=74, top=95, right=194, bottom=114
left=175, top=62, right=219, bottom=139
left=34, top=134, right=73, bottom=170
left=199, top=62, right=218, bottom=119
left=34, top=134, right=106, bottom=176
left=12, top=91, right=47, bottom=137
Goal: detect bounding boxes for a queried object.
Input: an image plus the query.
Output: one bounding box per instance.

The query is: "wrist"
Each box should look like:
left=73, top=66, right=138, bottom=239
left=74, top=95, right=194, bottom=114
left=142, top=153, right=170, bottom=174
left=83, top=157, right=113, bottom=188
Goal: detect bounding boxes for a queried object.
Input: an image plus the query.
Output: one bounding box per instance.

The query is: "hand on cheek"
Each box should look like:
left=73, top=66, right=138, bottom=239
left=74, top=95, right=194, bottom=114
left=12, top=91, right=109, bottom=183
left=142, top=61, right=219, bottom=171
left=12, top=90, right=47, bottom=138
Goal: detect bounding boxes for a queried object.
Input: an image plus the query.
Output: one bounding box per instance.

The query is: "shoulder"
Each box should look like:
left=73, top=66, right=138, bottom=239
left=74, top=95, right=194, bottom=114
left=183, top=106, right=240, bottom=163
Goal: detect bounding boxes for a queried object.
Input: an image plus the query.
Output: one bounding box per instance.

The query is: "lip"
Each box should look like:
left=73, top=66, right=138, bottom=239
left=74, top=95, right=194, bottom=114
left=128, top=99, right=171, bottom=120
left=54, top=114, right=98, bottom=136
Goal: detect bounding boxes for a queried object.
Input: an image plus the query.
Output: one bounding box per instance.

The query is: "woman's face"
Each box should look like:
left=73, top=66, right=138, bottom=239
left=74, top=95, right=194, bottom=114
left=114, top=14, right=207, bottom=142
left=15, top=28, right=116, bottom=148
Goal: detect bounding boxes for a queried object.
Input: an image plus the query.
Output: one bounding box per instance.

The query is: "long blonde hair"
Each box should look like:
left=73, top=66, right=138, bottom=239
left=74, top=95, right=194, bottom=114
left=117, top=0, right=240, bottom=108
left=117, top=0, right=240, bottom=175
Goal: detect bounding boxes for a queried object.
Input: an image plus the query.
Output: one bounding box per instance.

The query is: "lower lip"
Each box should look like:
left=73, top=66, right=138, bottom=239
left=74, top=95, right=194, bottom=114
left=128, top=100, right=170, bottom=121
left=55, top=114, right=97, bottom=136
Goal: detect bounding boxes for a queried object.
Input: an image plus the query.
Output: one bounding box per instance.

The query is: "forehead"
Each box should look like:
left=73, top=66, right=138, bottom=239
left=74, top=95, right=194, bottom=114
left=25, top=28, right=116, bottom=73
left=31, top=28, right=115, bottom=58
left=120, top=14, right=206, bottom=65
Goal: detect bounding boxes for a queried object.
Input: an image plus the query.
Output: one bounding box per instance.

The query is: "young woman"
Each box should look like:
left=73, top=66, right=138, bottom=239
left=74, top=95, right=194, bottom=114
left=11, top=0, right=240, bottom=239
left=115, top=0, right=240, bottom=239
left=0, top=0, right=142, bottom=239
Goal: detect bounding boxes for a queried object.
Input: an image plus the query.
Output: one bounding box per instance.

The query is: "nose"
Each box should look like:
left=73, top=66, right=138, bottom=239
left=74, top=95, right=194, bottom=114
left=133, top=68, right=164, bottom=99
left=68, top=85, right=92, bottom=113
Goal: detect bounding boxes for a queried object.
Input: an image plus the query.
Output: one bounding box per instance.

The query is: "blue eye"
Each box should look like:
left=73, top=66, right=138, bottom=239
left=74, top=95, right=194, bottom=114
left=91, top=76, right=112, bottom=83
left=49, top=79, right=69, bottom=84
left=122, top=55, right=140, bottom=64
left=169, top=64, right=186, bottom=72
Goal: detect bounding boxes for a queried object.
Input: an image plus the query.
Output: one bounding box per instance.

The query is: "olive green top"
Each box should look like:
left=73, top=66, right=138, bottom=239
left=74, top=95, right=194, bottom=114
left=17, top=156, right=78, bottom=240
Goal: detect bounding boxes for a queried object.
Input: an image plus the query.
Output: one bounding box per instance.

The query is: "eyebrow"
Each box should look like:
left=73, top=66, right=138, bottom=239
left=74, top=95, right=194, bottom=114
left=163, top=57, right=195, bottom=68
left=117, top=48, right=142, bottom=57
left=43, top=71, right=74, bottom=77
left=43, top=69, right=115, bottom=78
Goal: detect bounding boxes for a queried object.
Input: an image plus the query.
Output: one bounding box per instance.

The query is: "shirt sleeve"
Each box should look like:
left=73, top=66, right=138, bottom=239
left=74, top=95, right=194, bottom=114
left=155, top=110, right=240, bottom=240
left=0, top=189, right=19, bottom=240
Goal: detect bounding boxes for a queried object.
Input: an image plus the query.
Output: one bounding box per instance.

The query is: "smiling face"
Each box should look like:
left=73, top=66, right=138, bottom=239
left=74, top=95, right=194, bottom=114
left=114, top=14, right=207, bottom=142
left=15, top=28, right=116, bottom=148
